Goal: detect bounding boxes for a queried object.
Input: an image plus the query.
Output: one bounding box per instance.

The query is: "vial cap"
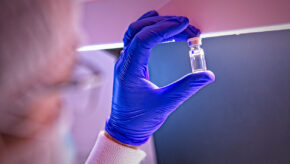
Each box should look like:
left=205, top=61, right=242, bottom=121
left=188, top=37, right=202, bottom=46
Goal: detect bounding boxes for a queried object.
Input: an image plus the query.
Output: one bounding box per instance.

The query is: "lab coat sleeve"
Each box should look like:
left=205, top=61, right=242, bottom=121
left=85, top=131, right=146, bottom=164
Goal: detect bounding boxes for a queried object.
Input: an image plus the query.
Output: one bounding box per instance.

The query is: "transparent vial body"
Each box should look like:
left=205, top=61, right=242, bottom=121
left=189, top=45, right=207, bottom=73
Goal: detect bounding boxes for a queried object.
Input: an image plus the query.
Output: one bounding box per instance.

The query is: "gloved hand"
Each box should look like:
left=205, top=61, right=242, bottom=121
left=105, top=10, right=215, bottom=146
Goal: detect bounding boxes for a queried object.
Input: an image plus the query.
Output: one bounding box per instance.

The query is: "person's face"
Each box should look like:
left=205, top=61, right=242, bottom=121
left=0, top=0, right=80, bottom=144
left=25, top=0, right=81, bottom=135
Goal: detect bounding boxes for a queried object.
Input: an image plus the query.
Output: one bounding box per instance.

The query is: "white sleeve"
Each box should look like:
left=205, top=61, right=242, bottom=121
left=85, top=131, right=146, bottom=164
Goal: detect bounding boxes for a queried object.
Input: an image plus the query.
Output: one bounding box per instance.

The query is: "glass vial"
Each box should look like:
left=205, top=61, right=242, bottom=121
left=188, top=37, right=207, bottom=73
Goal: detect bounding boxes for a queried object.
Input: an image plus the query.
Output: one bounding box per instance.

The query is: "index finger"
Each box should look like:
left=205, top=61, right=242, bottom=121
left=121, top=16, right=189, bottom=78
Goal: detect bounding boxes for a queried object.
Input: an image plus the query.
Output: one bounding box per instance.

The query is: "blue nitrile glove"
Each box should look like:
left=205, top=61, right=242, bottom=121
left=105, top=10, right=215, bottom=146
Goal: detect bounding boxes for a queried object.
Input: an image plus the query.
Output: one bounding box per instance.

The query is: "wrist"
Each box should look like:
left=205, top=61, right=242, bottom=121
left=106, top=117, right=151, bottom=146
left=104, top=131, right=139, bottom=150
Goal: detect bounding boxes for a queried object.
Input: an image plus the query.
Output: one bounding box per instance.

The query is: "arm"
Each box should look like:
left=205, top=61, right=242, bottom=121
left=87, top=10, right=215, bottom=164
left=85, top=131, right=145, bottom=164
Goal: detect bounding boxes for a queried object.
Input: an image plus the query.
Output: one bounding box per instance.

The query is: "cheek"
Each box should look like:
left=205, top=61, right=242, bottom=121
left=27, top=91, right=62, bottom=125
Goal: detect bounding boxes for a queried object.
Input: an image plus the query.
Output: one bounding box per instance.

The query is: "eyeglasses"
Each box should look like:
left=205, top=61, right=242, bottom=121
left=1, top=57, right=104, bottom=119
left=0, top=56, right=104, bottom=140
left=61, top=57, right=104, bottom=115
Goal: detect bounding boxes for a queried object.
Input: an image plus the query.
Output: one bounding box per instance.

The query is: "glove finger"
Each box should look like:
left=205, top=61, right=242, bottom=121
left=163, top=25, right=201, bottom=42
left=137, top=10, right=159, bottom=21
left=123, top=16, right=174, bottom=47
left=123, top=10, right=159, bottom=47
left=126, top=16, right=189, bottom=69
left=159, top=71, right=215, bottom=112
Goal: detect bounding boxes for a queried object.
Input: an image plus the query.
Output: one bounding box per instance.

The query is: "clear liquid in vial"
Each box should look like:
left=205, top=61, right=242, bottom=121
left=190, top=50, right=207, bottom=72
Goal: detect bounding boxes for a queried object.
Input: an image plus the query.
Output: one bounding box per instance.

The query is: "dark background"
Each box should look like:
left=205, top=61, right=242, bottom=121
left=149, top=30, right=290, bottom=164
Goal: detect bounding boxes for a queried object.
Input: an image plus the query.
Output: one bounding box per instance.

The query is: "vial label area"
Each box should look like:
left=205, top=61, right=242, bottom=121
left=190, top=54, right=207, bottom=73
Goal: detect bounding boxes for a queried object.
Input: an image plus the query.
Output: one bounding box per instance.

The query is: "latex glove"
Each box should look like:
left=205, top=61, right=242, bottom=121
left=105, top=10, right=215, bottom=146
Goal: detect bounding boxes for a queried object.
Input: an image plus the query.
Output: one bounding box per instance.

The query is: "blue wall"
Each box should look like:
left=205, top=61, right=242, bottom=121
left=149, top=30, right=290, bottom=164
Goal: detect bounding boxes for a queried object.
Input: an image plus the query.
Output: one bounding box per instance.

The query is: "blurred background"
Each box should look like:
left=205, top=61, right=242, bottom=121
left=1, top=0, right=289, bottom=163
